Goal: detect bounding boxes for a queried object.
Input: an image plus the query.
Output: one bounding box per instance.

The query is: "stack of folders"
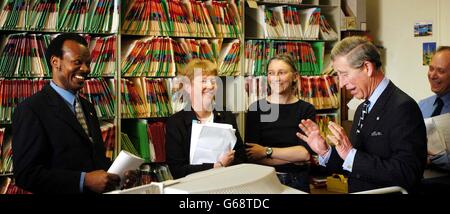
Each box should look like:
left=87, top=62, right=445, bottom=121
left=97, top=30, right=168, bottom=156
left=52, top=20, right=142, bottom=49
left=247, top=5, right=335, bottom=40
left=122, top=120, right=166, bottom=163
left=144, top=78, right=172, bottom=118
left=189, top=0, right=215, bottom=37
left=28, top=0, right=59, bottom=31
left=84, top=0, right=115, bottom=33
left=261, top=0, right=304, bottom=3
left=119, top=78, right=172, bottom=118
left=79, top=78, right=116, bottom=119
left=301, top=8, right=320, bottom=40
left=120, top=79, right=148, bottom=118
left=189, top=121, right=236, bottom=165
left=245, top=40, right=323, bottom=76
left=122, top=0, right=185, bottom=36
left=263, top=6, right=304, bottom=39
left=57, top=0, right=88, bottom=31
left=0, top=128, right=12, bottom=174
left=1, top=177, right=31, bottom=194
left=87, top=35, right=117, bottom=76
left=0, top=33, right=52, bottom=77
left=0, top=0, right=27, bottom=30
left=121, top=132, right=140, bottom=157
left=58, top=0, right=116, bottom=32
left=121, top=37, right=177, bottom=77
left=121, top=0, right=241, bottom=37
left=319, top=15, right=338, bottom=40
left=177, top=38, right=219, bottom=64
left=207, top=0, right=241, bottom=38
left=298, top=75, right=340, bottom=109
left=0, top=0, right=116, bottom=32
left=147, top=122, right=166, bottom=163
left=122, top=37, right=242, bottom=77
left=0, top=79, right=49, bottom=123
left=218, top=39, right=241, bottom=76
left=0, top=33, right=117, bottom=78
left=100, top=121, right=116, bottom=160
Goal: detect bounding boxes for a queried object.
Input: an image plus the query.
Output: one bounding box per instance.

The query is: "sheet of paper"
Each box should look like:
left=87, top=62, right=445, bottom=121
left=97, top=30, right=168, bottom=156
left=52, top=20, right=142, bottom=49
left=108, top=150, right=144, bottom=182
left=190, top=122, right=237, bottom=164
left=425, top=117, right=446, bottom=156
left=431, top=113, right=450, bottom=153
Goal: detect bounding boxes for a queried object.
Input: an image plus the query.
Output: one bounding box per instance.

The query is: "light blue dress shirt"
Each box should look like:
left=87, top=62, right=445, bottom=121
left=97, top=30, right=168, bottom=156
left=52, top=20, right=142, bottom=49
left=50, top=81, right=86, bottom=192
left=418, top=92, right=450, bottom=170
left=319, top=78, right=390, bottom=172
left=418, top=92, right=450, bottom=118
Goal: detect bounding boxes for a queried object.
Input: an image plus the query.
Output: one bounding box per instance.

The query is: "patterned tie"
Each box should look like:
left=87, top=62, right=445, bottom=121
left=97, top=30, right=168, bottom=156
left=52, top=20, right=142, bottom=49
left=356, top=100, right=370, bottom=134
left=75, top=97, right=90, bottom=137
left=431, top=97, right=444, bottom=117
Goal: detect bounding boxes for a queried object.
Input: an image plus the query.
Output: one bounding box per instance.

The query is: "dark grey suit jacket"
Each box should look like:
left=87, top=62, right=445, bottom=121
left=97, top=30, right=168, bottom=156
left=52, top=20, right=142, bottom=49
left=12, top=84, right=110, bottom=194
left=326, top=82, right=427, bottom=193
left=165, top=108, right=247, bottom=179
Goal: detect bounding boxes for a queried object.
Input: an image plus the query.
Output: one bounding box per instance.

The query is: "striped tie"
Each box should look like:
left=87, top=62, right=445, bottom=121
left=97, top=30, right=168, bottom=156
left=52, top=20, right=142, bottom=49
left=356, top=100, right=370, bottom=134
left=75, top=97, right=90, bottom=137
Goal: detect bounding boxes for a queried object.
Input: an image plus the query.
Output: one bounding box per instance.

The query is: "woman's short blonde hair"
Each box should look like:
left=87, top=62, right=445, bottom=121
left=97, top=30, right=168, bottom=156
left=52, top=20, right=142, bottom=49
left=179, top=59, right=218, bottom=81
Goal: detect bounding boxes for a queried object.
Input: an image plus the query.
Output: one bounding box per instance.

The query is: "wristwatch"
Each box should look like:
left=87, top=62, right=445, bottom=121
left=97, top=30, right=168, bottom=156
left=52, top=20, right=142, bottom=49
left=265, top=147, right=273, bottom=158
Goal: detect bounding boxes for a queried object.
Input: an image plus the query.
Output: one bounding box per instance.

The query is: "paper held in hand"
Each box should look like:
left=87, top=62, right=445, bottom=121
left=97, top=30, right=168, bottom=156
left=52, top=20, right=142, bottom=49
left=425, top=113, right=450, bottom=156
left=108, top=150, right=144, bottom=181
left=189, top=121, right=237, bottom=164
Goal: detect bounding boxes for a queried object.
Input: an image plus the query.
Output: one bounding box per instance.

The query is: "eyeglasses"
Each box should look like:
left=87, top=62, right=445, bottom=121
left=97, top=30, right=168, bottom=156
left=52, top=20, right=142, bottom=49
left=201, top=79, right=217, bottom=85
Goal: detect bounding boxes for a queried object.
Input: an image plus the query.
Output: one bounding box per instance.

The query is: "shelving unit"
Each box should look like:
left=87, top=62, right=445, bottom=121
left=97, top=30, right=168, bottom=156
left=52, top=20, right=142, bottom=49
left=0, top=0, right=342, bottom=193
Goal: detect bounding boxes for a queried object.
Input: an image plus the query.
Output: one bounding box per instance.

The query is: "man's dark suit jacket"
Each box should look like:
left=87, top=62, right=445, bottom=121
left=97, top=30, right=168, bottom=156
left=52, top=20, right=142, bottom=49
left=326, top=82, right=427, bottom=193
left=12, top=84, right=110, bottom=194
left=165, top=108, right=247, bottom=179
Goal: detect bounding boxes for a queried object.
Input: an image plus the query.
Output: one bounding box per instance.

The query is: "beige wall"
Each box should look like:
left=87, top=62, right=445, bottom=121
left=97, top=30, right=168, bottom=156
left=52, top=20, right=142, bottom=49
left=367, top=0, right=450, bottom=101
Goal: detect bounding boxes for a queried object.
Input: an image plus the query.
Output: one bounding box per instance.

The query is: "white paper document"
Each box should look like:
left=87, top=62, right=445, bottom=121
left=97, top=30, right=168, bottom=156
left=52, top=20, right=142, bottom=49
left=425, top=113, right=450, bottom=156
left=108, top=150, right=144, bottom=181
left=189, top=121, right=237, bottom=165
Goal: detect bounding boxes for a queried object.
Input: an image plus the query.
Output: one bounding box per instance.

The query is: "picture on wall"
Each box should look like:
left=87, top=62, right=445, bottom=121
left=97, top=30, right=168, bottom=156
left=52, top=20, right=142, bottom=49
left=423, top=42, right=436, bottom=66
left=414, top=21, right=433, bottom=37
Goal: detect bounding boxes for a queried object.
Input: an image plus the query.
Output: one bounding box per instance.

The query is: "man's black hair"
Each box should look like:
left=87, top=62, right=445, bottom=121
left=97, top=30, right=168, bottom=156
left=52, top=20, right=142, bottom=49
left=45, top=33, right=88, bottom=71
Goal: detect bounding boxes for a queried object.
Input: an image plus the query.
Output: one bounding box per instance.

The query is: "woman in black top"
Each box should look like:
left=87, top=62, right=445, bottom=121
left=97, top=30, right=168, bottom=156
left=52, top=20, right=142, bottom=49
left=246, top=54, right=316, bottom=192
left=165, top=59, right=246, bottom=179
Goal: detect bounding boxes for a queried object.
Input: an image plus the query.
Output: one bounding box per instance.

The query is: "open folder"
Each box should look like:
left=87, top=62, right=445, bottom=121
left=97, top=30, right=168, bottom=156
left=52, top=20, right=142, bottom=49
left=425, top=113, right=450, bottom=156
left=189, top=121, right=237, bottom=164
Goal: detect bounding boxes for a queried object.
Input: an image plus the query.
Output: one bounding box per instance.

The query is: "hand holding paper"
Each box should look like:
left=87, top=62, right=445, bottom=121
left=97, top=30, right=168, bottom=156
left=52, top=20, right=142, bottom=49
left=425, top=113, right=450, bottom=156
left=190, top=121, right=237, bottom=165
left=108, top=150, right=144, bottom=185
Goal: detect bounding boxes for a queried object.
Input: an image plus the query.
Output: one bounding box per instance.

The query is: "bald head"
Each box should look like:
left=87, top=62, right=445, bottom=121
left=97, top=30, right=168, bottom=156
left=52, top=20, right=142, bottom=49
left=428, top=47, right=450, bottom=96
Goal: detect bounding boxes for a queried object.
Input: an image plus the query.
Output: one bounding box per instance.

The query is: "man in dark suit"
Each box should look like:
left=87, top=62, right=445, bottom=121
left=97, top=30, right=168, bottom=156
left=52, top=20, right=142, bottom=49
left=12, top=34, right=126, bottom=194
left=297, top=36, right=427, bottom=193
